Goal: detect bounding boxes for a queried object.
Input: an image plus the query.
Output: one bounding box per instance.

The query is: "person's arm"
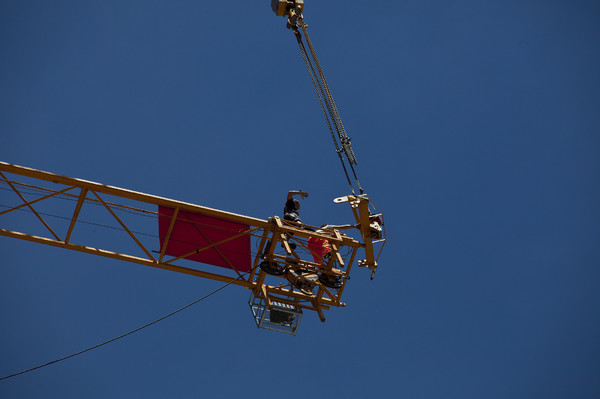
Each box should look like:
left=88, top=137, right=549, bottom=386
left=287, top=190, right=309, bottom=200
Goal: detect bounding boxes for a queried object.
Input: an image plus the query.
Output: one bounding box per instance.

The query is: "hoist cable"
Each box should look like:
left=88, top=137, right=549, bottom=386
left=297, top=23, right=344, bottom=136
left=0, top=272, right=248, bottom=382
left=293, top=28, right=356, bottom=195
left=293, top=29, right=338, bottom=153
left=298, top=21, right=356, bottom=165
left=293, top=19, right=365, bottom=194
left=295, top=29, right=345, bottom=162
left=298, top=21, right=365, bottom=194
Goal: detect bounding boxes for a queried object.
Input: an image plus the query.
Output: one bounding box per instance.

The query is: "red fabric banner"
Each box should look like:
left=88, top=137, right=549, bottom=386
left=158, top=206, right=252, bottom=272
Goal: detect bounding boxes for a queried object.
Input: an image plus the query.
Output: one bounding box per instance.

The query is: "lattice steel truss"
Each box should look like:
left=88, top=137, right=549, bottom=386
left=0, top=161, right=384, bottom=329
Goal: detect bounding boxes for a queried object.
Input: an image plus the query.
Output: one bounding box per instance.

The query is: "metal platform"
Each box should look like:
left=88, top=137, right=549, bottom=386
left=249, top=291, right=303, bottom=335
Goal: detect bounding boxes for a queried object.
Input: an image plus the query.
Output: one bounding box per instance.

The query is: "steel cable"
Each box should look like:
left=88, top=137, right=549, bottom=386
left=294, top=19, right=364, bottom=194
left=0, top=272, right=249, bottom=381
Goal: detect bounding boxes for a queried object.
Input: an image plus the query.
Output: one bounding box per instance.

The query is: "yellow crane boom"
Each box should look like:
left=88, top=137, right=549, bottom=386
left=0, top=161, right=384, bottom=334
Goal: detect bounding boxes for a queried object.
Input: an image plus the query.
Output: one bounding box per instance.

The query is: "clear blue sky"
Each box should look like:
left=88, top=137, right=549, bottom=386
left=1, top=1, right=599, bottom=398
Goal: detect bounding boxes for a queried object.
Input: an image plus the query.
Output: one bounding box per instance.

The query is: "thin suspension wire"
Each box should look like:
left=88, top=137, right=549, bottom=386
left=0, top=272, right=249, bottom=382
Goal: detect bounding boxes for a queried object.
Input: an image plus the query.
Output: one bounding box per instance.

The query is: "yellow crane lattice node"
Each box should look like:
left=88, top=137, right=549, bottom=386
left=0, top=161, right=384, bottom=334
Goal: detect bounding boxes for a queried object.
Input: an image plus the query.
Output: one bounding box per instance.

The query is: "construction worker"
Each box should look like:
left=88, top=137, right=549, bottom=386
left=308, top=224, right=355, bottom=264
left=280, top=190, right=309, bottom=250
left=283, top=190, right=308, bottom=224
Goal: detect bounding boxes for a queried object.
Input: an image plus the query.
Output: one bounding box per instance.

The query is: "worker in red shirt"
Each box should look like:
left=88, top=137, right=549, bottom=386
left=308, top=224, right=355, bottom=265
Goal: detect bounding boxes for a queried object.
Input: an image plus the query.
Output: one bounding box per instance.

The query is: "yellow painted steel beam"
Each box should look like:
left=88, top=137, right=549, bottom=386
left=0, top=161, right=269, bottom=228
left=0, top=161, right=362, bottom=247
left=0, top=228, right=251, bottom=287
left=0, top=162, right=358, bottom=241
left=158, top=207, right=179, bottom=264
left=65, top=188, right=88, bottom=244
left=357, top=198, right=376, bottom=268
